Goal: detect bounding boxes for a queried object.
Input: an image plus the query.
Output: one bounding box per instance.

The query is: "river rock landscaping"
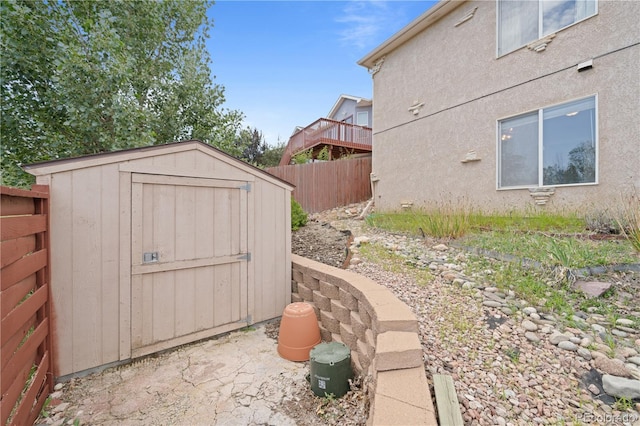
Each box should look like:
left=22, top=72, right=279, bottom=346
left=295, top=202, right=640, bottom=425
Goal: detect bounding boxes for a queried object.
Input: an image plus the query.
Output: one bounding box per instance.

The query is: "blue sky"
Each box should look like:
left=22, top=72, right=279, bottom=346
left=206, top=1, right=438, bottom=146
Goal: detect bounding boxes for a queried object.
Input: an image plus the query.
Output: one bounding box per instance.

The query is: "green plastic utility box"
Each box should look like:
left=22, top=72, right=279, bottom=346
left=309, top=342, right=353, bottom=398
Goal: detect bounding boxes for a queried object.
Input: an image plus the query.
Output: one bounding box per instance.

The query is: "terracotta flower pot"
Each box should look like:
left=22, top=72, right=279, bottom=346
left=277, top=302, right=321, bottom=361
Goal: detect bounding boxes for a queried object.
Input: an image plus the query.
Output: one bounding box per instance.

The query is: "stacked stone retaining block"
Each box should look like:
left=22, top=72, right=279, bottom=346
left=291, top=254, right=437, bottom=425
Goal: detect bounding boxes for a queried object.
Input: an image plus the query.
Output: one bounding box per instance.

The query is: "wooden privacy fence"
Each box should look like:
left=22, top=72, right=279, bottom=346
left=267, top=157, right=372, bottom=213
left=1, top=185, right=53, bottom=426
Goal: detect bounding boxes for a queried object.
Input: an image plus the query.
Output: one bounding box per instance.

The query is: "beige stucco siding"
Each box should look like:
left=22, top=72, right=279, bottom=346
left=370, top=0, right=640, bottom=212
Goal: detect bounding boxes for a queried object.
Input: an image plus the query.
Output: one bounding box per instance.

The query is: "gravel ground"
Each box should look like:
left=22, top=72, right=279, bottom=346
left=288, top=202, right=640, bottom=425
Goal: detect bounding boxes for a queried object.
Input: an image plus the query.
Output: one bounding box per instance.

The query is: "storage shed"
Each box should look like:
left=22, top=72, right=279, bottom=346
left=25, top=140, right=294, bottom=378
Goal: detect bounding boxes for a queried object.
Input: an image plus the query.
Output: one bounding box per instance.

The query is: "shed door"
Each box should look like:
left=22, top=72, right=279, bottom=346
left=130, top=173, right=249, bottom=357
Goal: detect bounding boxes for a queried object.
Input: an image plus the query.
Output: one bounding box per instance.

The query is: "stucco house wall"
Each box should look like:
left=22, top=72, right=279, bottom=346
left=360, top=0, right=639, bottom=212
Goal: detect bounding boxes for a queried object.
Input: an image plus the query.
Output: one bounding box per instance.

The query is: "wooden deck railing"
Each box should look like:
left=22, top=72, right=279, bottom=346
left=279, top=118, right=372, bottom=165
left=1, top=185, right=53, bottom=426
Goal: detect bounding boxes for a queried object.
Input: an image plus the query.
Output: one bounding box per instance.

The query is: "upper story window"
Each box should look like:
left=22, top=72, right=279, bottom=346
left=356, top=111, right=369, bottom=127
left=498, top=95, right=597, bottom=189
left=498, top=0, right=597, bottom=56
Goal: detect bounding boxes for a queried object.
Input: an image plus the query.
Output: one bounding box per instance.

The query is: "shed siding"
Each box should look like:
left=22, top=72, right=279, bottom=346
left=252, top=180, right=291, bottom=323
left=47, top=165, right=124, bottom=375
left=34, top=143, right=292, bottom=377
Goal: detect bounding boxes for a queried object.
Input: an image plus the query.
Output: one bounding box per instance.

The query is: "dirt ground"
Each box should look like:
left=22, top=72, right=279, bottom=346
left=264, top=320, right=370, bottom=426
left=280, top=221, right=368, bottom=425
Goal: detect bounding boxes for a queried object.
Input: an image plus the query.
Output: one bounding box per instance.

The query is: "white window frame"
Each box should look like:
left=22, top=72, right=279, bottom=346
left=496, top=95, right=599, bottom=190
left=496, top=0, right=598, bottom=57
left=356, top=111, right=369, bottom=127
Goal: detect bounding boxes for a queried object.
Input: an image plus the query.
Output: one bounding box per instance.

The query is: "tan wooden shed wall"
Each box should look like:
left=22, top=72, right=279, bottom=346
left=29, top=143, right=291, bottom=378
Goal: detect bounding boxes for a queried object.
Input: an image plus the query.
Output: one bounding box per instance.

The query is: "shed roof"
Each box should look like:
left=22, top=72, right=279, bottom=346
left=357, top=0, right=465, bottom=69
left=24, top=140, right=294, bottom=190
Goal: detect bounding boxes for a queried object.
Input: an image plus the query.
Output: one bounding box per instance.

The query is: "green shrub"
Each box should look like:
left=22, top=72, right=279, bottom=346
left=292, top=149, right=312, bottom=164
left=291, top=198, right=308, bottom=231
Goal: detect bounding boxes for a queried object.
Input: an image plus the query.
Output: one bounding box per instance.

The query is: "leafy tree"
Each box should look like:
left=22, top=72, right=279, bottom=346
left=543, top=141, right=595, bottom=185
left=292, top=148, right=312, bottom=165
left=237, top=126, right=266, bottom=165
left=1, top=0, right=243, bottom=186
left=316, top=146, right=330, bottom=161
left=235, top=129, right=288, bottom=169
left=260, top=140, right=286, bottom=168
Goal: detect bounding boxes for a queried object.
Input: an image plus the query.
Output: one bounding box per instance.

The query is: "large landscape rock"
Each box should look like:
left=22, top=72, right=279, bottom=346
left=594, top=356, right=632, bottom=378
left=602, top=375, right=640, bottom=400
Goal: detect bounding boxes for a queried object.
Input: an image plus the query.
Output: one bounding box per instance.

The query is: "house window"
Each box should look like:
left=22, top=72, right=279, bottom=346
left=498, top=96, right=597, bottom=189
left=356, top=111, right=368, bottom=126
left=497, top=0, right=597, bottom=56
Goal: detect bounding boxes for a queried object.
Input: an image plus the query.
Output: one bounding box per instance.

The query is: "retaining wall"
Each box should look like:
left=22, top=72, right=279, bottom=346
left=291, top=254, right=437, bottom=425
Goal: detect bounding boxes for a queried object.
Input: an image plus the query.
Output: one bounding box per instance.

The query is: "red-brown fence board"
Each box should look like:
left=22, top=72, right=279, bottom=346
left=266, top=157, right=372, bottom=213
left=1, top=275, right=37, bottom=316
left=0, top=215, right=47, bottom=241
left=1, top=185, right=53, bottom=426
left=13, top=352, right=50, bottom=426
left=1, top=249, right=47, bottom=291
left=1, top=314, right=37, bottom=371
left=2, top=285, right=48, bottom=346
left=2, top=321, right=46, bottom=396
left=0, top=195, right=35, bottom=216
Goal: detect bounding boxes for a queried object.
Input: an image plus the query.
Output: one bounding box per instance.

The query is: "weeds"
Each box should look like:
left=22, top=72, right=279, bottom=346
left=366, top=198, right=474, bottom=239
left=461, top=231, right=636, bottom=268
left=362, top=201, right=640, bottom=373
left=613, top=396, right=633, bottom=411
left=548, top=239, right=572, bottom=267
left=40, top=396, right=52, bottom=418
left=504, top=347, right=520, bottom=364
left=315, top=393, right=339, bottom=419
left=358, top=244, right=405, bottom=275
left=615, top=190, right=640, bottom=252
left=603, top=334, right=617, bottom=357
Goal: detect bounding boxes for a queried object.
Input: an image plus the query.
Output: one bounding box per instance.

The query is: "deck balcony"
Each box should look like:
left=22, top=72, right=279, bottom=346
left=279, top=118, right=372, bottom=166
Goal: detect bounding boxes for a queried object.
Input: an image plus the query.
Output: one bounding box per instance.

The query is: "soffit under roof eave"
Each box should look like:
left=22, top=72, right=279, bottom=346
left=357, top=0, right=464, bottom=69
